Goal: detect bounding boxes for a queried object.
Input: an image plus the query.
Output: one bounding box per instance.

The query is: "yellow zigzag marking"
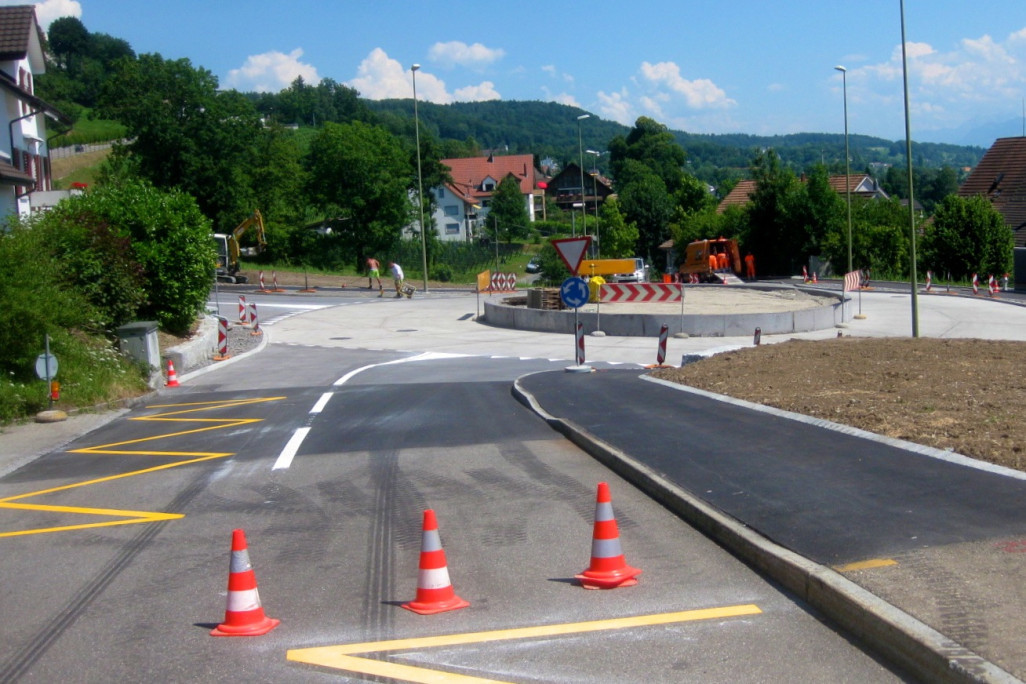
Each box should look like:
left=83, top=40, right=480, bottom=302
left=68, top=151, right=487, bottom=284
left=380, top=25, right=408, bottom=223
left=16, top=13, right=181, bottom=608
left=0, top=397, right=285, bottom=538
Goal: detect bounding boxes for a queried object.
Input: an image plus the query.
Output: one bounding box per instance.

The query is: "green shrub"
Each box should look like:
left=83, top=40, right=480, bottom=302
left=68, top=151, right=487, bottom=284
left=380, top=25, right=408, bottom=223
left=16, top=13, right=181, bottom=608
left=430, top=263, right=454, bottom=282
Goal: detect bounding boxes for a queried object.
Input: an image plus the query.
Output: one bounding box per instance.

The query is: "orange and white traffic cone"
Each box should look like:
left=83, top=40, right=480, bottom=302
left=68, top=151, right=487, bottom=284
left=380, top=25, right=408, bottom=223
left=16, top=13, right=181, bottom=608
left=211, top=529, right=280, bottom=637
left=576, top=482, right=641, bottom=589
left=165, top=359, right=180, bottom=387
left=402, top=509, right=470, bottom=615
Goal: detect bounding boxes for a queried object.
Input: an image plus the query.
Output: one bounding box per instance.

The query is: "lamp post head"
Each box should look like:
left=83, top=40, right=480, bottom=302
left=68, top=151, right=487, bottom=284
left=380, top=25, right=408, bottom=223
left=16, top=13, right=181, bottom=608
left=834, top=65, right=846, bottom=74
left=577, top=113, right=591, bottom=121
left=411, top=64, right=420, bottom=72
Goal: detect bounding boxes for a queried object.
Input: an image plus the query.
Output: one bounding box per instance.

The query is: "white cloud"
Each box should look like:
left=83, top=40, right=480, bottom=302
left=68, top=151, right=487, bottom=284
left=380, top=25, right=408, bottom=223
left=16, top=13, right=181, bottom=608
left=638, top=61, right=736, bottom=109
left=597, top=88, right=635, bottom=126
left=453, top=81, right=500, bottom=101
left=224, top=48, right=319, bottom=93
left=428, top=41, right=504, bottom=69
left=17, top=0, right=80, bottom=29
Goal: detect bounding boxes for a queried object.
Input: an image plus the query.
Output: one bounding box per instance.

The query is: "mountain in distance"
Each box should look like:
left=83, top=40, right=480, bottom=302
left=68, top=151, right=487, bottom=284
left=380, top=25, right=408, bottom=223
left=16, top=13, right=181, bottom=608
left=365, top=99, right=987, bottom=175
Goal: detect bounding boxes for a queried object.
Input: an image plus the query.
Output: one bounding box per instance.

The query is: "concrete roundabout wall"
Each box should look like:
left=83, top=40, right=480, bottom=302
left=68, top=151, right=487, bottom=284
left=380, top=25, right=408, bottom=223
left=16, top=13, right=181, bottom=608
left=483, top=284, right=850, bottom=337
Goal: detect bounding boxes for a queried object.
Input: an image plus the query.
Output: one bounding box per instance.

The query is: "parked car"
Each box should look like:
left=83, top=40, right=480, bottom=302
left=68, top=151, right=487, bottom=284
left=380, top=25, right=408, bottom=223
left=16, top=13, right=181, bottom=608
left=526, top=257, right=542, bottom=273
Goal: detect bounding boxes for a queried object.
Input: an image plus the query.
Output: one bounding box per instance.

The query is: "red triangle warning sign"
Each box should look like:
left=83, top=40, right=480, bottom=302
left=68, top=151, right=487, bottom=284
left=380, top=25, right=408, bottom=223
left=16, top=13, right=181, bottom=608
left=551, top=236, right=592, bottom=275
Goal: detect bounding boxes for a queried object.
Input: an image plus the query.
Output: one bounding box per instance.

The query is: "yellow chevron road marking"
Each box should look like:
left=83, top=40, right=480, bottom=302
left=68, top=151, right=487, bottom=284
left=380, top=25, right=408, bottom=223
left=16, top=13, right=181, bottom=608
left=287, top=604, right=763, bottom=682
left=0, top=396, right=285, bottom=538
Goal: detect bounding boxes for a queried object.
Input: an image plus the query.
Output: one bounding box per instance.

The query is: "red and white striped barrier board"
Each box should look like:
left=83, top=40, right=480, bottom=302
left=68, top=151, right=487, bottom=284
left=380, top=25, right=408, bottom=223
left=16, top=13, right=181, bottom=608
left=925, top=270, right=932, bottom=292
left=972, top=273, right=979, bottom=295
left=656, top=324, right=668, bottom=365
left=599, top=283, right=682, bottom=303
left=843, top=270, right=860, bottom=293
left=490, top=272, right=516, bottom=292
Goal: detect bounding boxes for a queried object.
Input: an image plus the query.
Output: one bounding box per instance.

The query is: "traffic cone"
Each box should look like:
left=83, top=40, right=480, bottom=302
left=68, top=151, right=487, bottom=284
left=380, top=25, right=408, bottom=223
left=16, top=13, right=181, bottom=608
left=576, top=482, right=641, bottom=589
left=211, top=529, right=280, bottom=636
left=402, top=509, right=469, bottom=615
left=165, top=359, right=180, bottom=387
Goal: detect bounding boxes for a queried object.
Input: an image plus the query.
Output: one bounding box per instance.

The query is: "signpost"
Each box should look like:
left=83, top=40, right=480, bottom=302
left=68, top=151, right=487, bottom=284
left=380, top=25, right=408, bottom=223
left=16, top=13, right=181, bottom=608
left=552, top=236, right=594, bottom=372
left=34, top=334, right=66, bottom=422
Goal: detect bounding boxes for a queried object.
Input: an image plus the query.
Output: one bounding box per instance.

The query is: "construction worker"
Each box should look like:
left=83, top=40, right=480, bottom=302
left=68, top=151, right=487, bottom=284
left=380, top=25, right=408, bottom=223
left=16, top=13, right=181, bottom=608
left=744, top=253, right=756, bottom=279
left=389, top=261, right=405, bottom=298
left=366, top=256, right=383, bottom=291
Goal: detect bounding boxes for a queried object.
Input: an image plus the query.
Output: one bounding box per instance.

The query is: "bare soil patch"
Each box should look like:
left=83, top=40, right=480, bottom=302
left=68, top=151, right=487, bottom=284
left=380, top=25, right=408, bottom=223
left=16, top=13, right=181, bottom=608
left=652, top=337, right=1026, bottom=472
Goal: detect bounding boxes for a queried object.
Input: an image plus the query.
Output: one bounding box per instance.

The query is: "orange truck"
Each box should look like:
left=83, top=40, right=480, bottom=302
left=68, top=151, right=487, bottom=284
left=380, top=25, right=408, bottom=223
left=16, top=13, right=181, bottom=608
left=679, top=238, right=742, bottom=283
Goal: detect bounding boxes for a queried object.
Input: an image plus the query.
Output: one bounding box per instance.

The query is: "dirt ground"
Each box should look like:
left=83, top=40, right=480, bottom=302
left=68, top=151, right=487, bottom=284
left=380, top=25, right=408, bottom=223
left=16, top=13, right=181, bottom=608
left=652, top=337, right=1026, bottom=472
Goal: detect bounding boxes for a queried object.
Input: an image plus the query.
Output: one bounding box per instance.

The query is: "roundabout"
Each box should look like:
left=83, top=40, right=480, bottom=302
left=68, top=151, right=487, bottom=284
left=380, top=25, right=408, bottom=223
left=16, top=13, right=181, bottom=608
left=483, top=283, right=849, bottom=337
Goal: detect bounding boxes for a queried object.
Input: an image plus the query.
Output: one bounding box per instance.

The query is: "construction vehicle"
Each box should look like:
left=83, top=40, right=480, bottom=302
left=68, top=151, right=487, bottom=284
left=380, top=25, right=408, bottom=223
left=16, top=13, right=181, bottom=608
left=214, top=210, right=267, bottom=283
left=679, top=238, right=743, bottom=284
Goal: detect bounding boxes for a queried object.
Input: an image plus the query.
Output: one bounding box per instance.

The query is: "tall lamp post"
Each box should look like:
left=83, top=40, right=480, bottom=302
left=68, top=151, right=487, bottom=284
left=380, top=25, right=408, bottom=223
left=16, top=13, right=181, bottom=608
left=835, top=65, right=852, bottom=275
left=411, top=64, right=428, bottom=294
left=587, top=149, right=603, bottom=257
left=577, top=114, right=590, bottom=239
left=899, top=0, right=919, bottom=336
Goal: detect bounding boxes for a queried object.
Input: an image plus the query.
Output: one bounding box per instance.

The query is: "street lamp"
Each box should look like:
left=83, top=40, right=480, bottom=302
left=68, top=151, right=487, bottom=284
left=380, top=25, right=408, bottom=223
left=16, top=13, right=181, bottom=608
left=835, top=65, right=852, bottom=275
left=899, top=0, right=920, bottom=336
left=577, top=114, right=590, bottom=239
left=587, top=149, right=603, bottom=257
left=411, top=64, right=428, bottom=294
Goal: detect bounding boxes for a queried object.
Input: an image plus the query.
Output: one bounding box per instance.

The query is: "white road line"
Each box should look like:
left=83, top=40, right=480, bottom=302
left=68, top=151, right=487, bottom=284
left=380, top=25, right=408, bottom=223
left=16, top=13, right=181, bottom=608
left=272, top=426, right=311, bottom=470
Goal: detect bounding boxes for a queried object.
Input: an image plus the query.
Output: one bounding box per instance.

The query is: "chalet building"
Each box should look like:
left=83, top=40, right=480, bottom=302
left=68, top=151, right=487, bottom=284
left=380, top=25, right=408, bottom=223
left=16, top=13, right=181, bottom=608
left=545, top=161, right=614, bottom=215
left=414, top=154, right=544, bottom=242
left=0, top=5, right=70, bottom=219
left=958, top=137, right=1026, bottom=288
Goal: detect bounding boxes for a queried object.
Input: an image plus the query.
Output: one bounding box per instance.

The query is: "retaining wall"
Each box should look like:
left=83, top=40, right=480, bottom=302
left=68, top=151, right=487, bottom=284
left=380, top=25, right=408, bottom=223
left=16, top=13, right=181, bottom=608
left=483, top=285, right=849, bottom=337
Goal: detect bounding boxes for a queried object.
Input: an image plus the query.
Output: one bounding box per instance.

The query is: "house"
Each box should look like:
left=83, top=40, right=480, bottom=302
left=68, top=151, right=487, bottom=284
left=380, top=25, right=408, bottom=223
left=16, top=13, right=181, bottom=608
left=545, top=161, right=614, bottom=216
left=958, top=136, right=1026, bottom=287
left=0, top=5, right=70, bottom=219
left=716, top=174, right=888, bottom=214
left=416, top=154, right=544, bottom=242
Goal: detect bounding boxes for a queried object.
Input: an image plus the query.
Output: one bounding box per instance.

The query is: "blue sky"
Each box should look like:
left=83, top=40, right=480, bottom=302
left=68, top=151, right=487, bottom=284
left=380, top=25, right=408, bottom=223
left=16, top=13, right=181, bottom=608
left=13, top=0, right=1026, bottom=146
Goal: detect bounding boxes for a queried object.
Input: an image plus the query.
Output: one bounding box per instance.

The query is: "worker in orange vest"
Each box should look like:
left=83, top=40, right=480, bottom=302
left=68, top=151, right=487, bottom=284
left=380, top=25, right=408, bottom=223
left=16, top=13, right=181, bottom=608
left=744, top=253, right=756, bottom=279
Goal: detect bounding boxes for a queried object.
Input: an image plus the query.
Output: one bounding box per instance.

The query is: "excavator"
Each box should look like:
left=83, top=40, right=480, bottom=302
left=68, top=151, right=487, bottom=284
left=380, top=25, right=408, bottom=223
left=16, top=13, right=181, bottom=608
left=213, top=210, right=267, bottom=283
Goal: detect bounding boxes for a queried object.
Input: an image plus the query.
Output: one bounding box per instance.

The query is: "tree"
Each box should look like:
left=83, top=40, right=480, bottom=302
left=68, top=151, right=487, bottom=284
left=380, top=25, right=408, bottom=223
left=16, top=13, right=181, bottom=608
left=306, top=120, right=413, bottom=266
left=924, top=195, right=1013, bottom=280
left=609, top=116, right=687, bottom=195
left=46, top=17, right=89, bottom=70
left=488, top=176, right=530, bottom=242
left=597, top=197, right=639, bottom=258
left=744, top=149, right=804, bottom=275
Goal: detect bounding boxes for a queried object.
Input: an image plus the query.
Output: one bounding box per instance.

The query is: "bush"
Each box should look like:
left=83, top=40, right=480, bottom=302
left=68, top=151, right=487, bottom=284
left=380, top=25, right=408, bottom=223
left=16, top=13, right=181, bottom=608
left=49, top=179, right=215, bottom=334
left=430, top=263, right=454, bottom=282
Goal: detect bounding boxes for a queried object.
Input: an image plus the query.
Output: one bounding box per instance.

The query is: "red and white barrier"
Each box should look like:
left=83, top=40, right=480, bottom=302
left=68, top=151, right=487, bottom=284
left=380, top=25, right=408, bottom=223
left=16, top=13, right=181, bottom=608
left=925, top=270, right=932, bottom=292
left=576, top=322, right=586, bottom=366
left=599, top=283, right=682, bottom=303
left=656, top=324, right=668, bottom=365
left=214, top=316, right=230, bottom=361
left=489, top=272, right=516, bottom=292
left=249, top=302, right=262, bottom=336
left=972, top=273, right=979, bottom=295
left=989, top=274, right=999, bottom=296
left=238, top=295, right=249, bottom=325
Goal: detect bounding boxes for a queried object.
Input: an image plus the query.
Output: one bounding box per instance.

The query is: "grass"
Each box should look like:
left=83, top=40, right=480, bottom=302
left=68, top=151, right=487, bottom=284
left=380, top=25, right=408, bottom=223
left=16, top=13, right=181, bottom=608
left=50, top=116, right=126, bottom=148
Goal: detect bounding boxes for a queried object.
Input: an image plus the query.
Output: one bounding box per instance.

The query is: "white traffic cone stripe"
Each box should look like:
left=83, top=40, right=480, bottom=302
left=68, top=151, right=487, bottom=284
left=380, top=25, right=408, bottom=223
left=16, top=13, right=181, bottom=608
left=230, top=550, right=253, bottom=573
left=421, top=530, right=442, bottom=552
left=226, top=588, right=262, bottom=612
left=591, top=537, right=625, bottom=558
left=595, top=502, right=614, bottom=521
left=417, top=567, right=453, bottom=590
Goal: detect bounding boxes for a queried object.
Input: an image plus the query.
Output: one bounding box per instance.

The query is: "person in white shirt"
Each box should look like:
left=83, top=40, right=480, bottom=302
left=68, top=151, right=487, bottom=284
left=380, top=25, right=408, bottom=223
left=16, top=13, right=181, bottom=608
left=389, top=262, right=405, bottom=298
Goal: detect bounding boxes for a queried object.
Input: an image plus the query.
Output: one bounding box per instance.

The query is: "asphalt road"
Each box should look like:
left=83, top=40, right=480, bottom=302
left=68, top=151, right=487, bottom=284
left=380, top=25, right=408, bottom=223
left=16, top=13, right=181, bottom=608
left=0, top=341, right=903, bottom=682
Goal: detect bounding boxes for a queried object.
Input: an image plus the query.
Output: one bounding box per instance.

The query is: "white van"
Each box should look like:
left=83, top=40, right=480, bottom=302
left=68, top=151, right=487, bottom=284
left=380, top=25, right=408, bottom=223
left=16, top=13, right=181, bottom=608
left=609, top=258, right=649, bottom=283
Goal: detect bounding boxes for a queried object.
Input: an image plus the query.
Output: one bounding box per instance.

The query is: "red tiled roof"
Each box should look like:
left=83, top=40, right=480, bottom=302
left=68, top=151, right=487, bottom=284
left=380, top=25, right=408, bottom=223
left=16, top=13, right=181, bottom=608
left=958, top=136, right=1026, bottom=248
left=716, top=179, right=757, bottom=213
left=716, top=174, right=886, bottom=214
left=441, top=154, right=538, bottom=199
left=0, top=5, right=37, bottom=61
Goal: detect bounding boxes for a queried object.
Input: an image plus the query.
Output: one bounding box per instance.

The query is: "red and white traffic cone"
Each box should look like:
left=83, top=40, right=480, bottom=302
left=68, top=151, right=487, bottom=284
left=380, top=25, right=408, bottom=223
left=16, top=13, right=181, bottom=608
left=576, top=482, right=641, bottom=589
left=211, top=529, right=280, bottom=636
left=165, top=359, right=180, bottom=387
left=811, top=271, right=818, bottom=284
left=402, top=509, right=470, bottom=615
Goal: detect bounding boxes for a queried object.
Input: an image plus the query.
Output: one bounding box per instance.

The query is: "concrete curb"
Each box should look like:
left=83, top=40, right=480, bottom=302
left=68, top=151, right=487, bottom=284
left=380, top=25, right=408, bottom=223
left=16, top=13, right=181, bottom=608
left=512, top=375, right=1019, bottom=684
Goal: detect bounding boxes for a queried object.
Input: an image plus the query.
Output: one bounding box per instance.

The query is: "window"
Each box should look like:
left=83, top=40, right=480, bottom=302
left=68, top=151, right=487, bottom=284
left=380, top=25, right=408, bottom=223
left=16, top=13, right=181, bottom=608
left=445, top=223, right=460, bottom=235
left=443, top=205, right=459, bottom=217
left=437, top=188, right=445, bottom=199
